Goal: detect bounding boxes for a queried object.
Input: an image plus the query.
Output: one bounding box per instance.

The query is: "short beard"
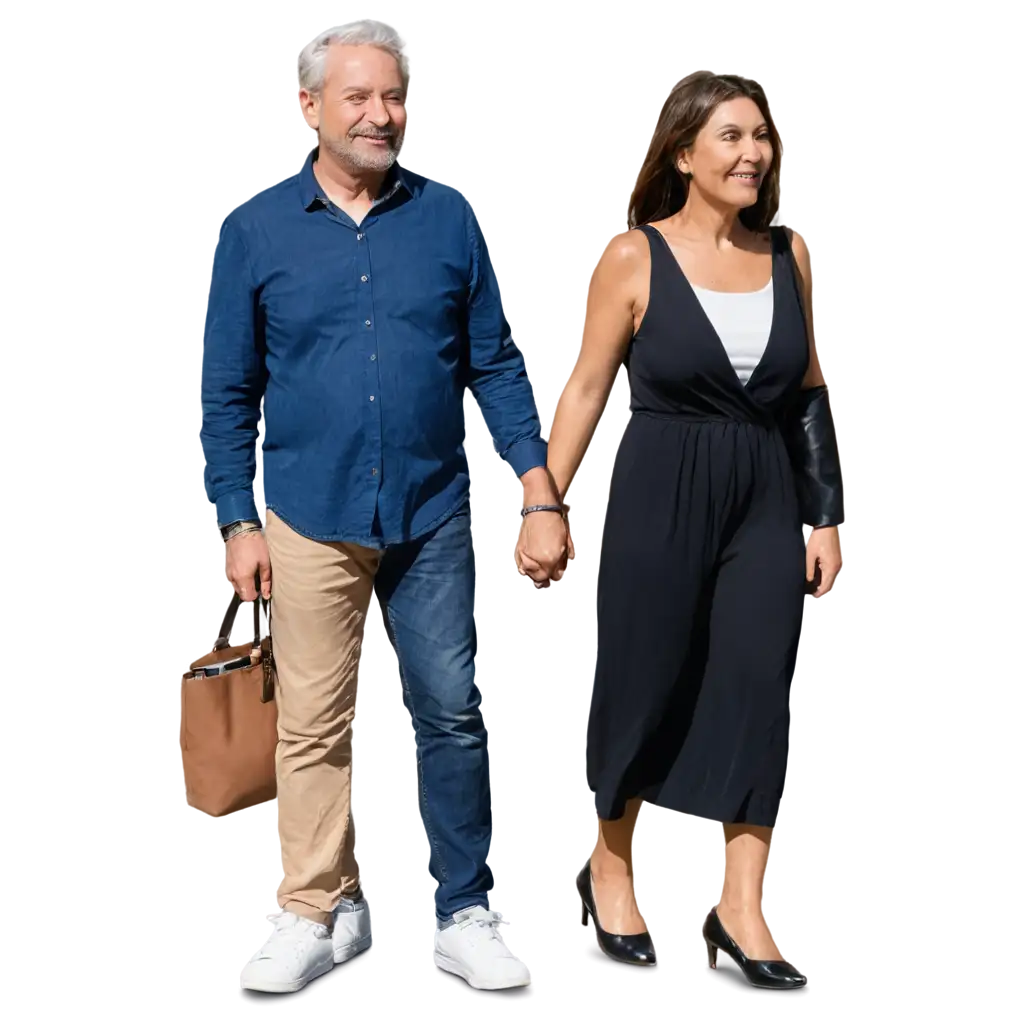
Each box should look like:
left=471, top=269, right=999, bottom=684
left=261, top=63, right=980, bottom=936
left=321, top=126, right=404, bottom=172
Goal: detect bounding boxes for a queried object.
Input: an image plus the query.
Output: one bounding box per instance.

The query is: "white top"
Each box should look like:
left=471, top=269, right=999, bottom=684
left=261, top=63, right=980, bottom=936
left=691, top=278, right=773, bottom=383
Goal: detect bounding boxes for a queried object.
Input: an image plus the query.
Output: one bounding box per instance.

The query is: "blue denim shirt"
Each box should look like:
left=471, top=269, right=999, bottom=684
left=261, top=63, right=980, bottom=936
left=200, top=149, right=548, bottom=545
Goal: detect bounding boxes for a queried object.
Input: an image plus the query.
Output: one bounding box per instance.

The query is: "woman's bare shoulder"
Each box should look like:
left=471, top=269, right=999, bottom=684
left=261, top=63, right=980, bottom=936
left=596, top=228, right=651, bottom=277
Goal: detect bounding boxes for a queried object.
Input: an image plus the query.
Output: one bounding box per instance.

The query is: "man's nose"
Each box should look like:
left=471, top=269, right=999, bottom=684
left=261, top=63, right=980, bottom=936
left=365, top=94, right=390, bottom=125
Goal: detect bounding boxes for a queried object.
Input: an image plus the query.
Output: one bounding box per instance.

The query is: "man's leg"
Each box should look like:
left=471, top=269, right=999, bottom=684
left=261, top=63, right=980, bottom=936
left=239, top=510, right=379, bottom=994
left=374, top=500, right=529, bottom=990
left=374, top=500, right=492, bottom=921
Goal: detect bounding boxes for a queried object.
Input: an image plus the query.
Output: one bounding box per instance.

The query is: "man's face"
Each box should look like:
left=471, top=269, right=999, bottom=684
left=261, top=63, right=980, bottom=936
left=302, top=43, right=407, bottom=172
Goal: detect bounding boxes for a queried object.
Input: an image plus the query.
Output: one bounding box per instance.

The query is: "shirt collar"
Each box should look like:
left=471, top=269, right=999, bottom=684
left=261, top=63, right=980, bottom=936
left=300, top=147, right=411, bottom=211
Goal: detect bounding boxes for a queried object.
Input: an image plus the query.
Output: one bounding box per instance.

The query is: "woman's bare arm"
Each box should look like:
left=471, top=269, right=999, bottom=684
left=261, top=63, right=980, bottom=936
left=788, top=228, right=826, bottom=388
left=546, top=230, right=648, bottom=501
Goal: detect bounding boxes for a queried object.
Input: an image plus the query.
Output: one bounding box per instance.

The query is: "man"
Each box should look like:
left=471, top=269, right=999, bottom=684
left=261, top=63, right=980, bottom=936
left=200, top=20, right=569, bottom=994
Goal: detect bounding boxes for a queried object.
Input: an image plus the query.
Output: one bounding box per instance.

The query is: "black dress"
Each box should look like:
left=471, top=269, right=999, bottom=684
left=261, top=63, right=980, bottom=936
left=587, top=224, right=809, bottom=829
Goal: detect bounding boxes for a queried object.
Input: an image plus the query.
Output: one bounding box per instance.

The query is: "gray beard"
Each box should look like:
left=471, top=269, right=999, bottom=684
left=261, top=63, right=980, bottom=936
left=321, top=129, right=404, bottom=172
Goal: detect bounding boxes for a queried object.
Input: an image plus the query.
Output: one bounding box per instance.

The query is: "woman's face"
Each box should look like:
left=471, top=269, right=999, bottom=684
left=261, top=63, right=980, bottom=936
left=677, top=97, right=773, bottom=211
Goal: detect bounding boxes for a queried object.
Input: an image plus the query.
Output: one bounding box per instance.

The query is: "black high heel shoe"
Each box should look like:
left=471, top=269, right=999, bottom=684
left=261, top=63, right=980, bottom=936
left=576, top=862, right=656, bottom=966
left=702, top=907, right=806, bottom=989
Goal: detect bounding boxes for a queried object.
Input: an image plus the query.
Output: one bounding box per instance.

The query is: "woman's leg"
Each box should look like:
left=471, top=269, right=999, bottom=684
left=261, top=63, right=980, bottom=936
left=704, top=512, right=806, bottom=966
left=716, top=824, right=783, bottom=959
left=589, top=797, right=647, bottom=934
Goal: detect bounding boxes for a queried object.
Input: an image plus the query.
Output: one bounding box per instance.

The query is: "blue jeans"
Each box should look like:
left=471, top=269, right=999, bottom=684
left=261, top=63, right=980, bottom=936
left=374, top=500, right=493, bottom=924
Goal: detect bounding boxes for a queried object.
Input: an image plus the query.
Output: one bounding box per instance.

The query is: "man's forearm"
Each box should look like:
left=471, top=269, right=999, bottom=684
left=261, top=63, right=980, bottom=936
left=200, top=401, right=262, bottom=527
left=470, top=354, right=554, bottom=497
left=198, top=380, right=262, bottom=528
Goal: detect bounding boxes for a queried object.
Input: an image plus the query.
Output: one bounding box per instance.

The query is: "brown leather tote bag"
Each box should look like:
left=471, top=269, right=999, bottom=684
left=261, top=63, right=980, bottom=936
left=175, top=593, right=278, bottom=823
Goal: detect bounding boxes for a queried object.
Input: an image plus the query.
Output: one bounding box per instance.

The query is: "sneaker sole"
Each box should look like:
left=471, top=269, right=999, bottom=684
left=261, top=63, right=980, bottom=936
left=433, top=950, right=531, bottom=990
left=240, top=956, right=333, bottom=994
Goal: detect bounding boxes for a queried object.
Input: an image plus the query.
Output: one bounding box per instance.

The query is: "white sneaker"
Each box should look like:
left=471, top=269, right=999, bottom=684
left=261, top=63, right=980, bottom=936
left=332, top=894, right=372, bottom=963
left=433, top=906, right=531, bottom=990
left=240, top=911, right=334, bottom=993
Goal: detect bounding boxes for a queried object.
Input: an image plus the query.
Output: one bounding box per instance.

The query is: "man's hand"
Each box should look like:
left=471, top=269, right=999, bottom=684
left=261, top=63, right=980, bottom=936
left=516, top=511, right=570, bottom=588
left=515, top=466, right=571, bottom=588
left=805, top=526, right=841, bottom=597
left=226, top=530, right=272, bottom=601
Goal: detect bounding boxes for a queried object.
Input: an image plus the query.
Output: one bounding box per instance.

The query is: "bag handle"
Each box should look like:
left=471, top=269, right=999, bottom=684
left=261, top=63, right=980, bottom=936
left=254, top=598, right=274, bottom=700
left=212, top=589, right=274, bottom=700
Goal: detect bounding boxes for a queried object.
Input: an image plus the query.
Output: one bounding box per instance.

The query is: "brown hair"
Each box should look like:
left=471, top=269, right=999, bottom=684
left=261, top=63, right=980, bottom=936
left=628, top=71, right=782, bottom=232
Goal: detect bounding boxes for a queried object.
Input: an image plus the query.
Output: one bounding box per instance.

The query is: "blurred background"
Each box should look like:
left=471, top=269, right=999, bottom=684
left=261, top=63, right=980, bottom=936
left=2, top=8, right=1024, bottom=1015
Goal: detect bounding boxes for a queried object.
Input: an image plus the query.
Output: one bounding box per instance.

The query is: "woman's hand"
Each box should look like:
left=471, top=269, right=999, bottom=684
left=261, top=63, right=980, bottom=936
left=805, top=526, right=841, bottom=597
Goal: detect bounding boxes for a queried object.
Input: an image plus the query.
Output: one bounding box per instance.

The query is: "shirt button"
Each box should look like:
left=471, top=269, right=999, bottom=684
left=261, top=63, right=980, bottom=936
left=371, top=468, right=378, bottom=476
left=361, top=275, right=368, bottom=282
left=370, top=354, right=376, bottom=361
left=369, top=395, right=375, bottom=401
left=357, top=233, right=364, bottom=240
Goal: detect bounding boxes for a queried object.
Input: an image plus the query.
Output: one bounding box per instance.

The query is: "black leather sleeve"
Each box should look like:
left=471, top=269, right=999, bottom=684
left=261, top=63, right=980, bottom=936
left=782, top=385, right=844, bottom=527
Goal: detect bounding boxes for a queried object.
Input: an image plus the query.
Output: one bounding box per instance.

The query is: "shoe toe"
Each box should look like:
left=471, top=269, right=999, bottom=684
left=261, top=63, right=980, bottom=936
left=483, top=961, right=530, bottom=989
left=758, top=961, right=806, bottom=988
left=503, top=960, right=531, bottom=986
left=240, top=959, right=285, bottom=990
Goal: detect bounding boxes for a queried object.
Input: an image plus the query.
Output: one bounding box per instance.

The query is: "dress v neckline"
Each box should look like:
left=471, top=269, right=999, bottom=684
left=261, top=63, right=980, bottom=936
left=646, top=225, right=778, bottom=393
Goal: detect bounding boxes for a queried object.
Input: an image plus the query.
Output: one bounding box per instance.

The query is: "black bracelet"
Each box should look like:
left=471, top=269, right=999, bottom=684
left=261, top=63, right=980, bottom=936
left=521, top=504, right=564, bottom=518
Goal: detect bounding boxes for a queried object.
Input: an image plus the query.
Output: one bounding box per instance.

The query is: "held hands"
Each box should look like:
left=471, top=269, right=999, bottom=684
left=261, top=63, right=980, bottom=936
left=515, top=506, right=574, bottom=589
left=226, top=531, right=273, bottom=601
left=805, top=526, right=841, bottom=597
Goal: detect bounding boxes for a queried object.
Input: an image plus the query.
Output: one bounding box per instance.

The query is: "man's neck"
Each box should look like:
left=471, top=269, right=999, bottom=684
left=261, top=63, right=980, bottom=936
left=313, top=148, right=391, bottom=223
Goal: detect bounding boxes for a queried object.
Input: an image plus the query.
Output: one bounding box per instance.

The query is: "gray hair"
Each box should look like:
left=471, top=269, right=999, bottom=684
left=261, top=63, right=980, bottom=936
left=298, top=20, right=409, bottom=94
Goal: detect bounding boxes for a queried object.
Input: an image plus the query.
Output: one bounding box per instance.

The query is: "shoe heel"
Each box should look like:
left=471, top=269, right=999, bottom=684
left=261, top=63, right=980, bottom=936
left=577, top=892, right=593, bottom=933
left=706, top=939, right=718, bottom=969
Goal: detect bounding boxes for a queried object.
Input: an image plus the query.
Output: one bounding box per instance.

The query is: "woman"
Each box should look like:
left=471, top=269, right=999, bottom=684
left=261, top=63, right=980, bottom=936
left=543, top=71, right=844, bottom=988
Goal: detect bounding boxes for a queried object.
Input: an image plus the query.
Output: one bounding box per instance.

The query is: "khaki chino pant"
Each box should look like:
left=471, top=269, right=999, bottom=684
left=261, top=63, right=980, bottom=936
left=266, top=509, right=381, bottom=925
